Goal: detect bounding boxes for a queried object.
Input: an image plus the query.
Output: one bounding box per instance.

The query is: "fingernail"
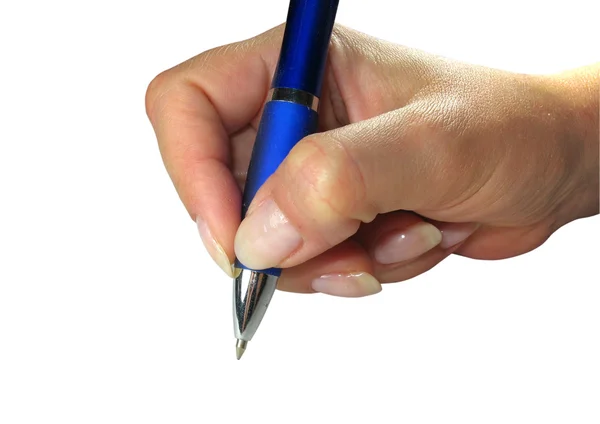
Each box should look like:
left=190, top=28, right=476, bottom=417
left=234, top=198, right=302, bottom=270
left=373, top=222, right=442, bottom=265
left=439, top=222, right=479, bottom=249
left=311, top=272, right=382, bottom=297
left=196, top=216, right=237, bottom=278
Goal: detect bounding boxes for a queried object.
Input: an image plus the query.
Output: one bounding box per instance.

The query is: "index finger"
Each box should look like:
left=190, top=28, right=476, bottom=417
left=145, top=26, right=284, bottom=277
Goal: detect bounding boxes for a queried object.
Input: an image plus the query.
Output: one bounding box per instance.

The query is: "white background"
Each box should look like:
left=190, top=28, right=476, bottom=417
left=0, top=1, right=598, bottom=423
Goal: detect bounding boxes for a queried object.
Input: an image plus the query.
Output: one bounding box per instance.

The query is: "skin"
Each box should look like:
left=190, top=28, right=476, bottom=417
left=145, top=24, right=599, bottom=297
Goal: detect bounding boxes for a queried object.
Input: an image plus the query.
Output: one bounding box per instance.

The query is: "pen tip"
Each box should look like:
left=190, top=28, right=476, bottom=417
left=236, top=339, right=247, bottom=360
left=236, top=347, right=245, bottom=360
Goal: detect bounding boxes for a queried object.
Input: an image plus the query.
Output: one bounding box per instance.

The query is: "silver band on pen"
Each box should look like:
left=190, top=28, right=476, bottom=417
left=267, top=87, right=320, bottom=112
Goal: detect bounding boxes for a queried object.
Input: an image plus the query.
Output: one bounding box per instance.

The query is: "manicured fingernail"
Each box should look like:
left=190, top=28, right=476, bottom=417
left=439, top=222, right=479, bottom=249
left=234, top=198, right=302, bottom=270
left=196, top=216, right=237, bottom=278
left=311, top=272, right=382, bottom=297
left=373, top=222, right=442, bottom=264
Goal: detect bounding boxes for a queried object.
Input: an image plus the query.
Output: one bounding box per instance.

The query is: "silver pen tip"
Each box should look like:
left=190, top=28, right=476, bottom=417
left=236, top=339, right=247, bottom=360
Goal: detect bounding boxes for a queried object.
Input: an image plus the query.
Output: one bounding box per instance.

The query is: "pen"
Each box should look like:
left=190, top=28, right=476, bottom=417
left=232, top=0, right=339, bottom=359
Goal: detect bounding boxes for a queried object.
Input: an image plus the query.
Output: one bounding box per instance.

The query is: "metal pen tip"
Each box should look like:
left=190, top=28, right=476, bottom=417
left=236, top=339, right=247, bottom=360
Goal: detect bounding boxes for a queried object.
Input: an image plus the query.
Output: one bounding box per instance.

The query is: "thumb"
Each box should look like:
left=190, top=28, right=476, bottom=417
left=234, top=106, right=473, bottom=270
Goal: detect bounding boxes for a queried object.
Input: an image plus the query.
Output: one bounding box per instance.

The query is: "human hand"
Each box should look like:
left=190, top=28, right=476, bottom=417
left=146, top=25, right=599, bottom=297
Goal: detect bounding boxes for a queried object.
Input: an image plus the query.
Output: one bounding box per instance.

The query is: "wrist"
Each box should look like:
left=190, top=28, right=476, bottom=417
left=545, top=64, right=599, bottom=225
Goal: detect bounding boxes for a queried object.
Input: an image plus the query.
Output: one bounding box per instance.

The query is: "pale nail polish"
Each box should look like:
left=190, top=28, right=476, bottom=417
left=234, top=198, right=302, bottom=270
left=373, top=222, right=442, bottom=264
left=439, top=222, right=479, bottom=249
left=311, top=272, right=382, bottom=297
left=196, top=216, right=236, bottom=278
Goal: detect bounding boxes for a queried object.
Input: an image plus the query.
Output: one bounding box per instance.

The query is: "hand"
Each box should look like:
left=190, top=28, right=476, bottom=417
left=146, top=25, right=599, bottom=297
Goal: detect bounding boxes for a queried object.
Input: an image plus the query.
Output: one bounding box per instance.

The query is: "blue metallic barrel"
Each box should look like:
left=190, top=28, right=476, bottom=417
left=235, top=101, right=318, bottom=276
left=272, top=0, right=339, bottom=96
left=235, top=0, right=339, bottom=275
left=241, top=101, right=318, bottom=215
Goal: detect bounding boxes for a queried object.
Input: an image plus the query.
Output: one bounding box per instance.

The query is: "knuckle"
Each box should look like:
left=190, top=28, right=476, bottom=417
left=144, top=45, right=230, bottom=125
left=145, top=70, right=172, bottom=122
left=285, top=134, right=369, bottom=226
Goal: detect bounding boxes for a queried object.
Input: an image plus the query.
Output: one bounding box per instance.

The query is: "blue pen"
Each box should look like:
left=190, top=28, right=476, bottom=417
left=232, top=0, right=339, bottom=359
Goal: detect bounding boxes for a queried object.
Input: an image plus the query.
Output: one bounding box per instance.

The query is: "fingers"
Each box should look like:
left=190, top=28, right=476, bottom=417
left=278, top=239, right=380, bottom=297
left=278, top=211, right=479, bottom=295
left=355, top=212, right=441, bottom=265
left=145, top=29, right=283, bottom=277
left=363, top=216, right=479, bottom=283
left=233, top=105, right=486, bottom=270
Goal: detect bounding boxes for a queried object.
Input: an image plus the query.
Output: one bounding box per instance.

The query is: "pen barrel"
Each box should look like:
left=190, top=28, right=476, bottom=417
left=272, top=0, right=339, bottom=96
left=235, top=100, right=318, bottom=276
left=235, top=0, right=339, bottom=275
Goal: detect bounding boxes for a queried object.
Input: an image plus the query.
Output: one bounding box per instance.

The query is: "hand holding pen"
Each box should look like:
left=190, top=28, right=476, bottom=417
left=146, top=4, right=599, bottom=355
